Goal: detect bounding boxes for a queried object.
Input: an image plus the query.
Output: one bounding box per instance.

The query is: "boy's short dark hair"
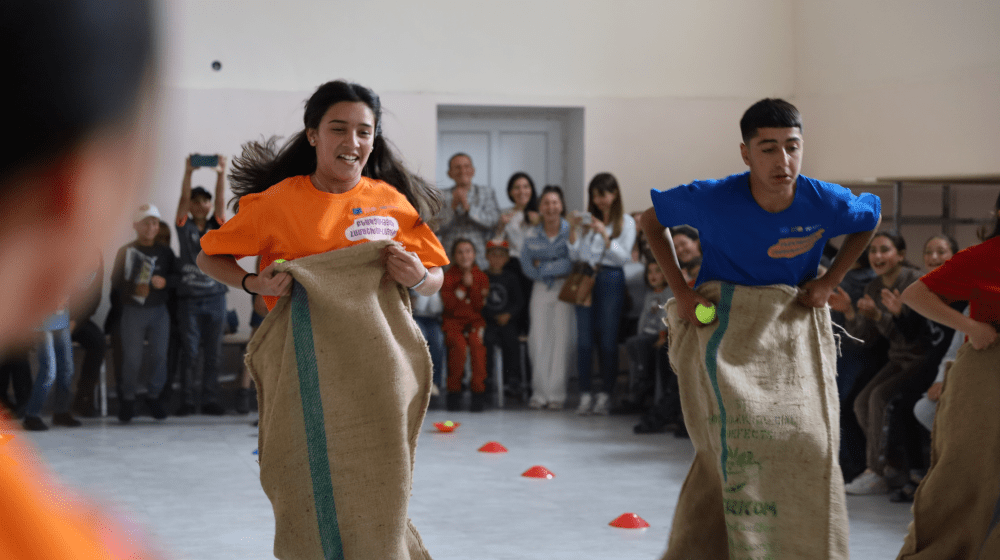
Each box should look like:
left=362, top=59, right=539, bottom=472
left=190, top=186, right=212, bottom=201
left=740, top=99, right=802, bottom=143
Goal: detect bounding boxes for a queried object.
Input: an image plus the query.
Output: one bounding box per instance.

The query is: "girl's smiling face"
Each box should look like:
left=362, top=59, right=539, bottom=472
left=923, top=237, right=954, bottom=271
left=509, top=177, right=533, bottom=209
left=868, top=235, right=904, bottom=277
left=539, top=192, right=563, bottom=222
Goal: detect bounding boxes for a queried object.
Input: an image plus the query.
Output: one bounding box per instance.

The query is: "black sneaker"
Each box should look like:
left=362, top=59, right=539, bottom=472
left=201, top=402, right=225, bottom=416
left=52, top=412, right=82, bottom=427
left=23, top=415, right=49, bottom=431
left=117, top=400, right=135, bottom=423
left=235, top=388, right=252, bottom=415
left=470, top=392, right=486, bottom=413
left=145, top=398, right=167, bottom=420
left=633, top=420, right=666, bottom=434
left=173, top=404, right=196, bottom=417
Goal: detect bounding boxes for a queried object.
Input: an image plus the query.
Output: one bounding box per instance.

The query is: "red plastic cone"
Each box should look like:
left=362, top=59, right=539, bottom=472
left=432, top=421, right=460, bottom=433
left=521, top=465, right=555, bottom=479
left=609, top=513, right=650, bottom=529
left=478, top=441, right=508, bottom=453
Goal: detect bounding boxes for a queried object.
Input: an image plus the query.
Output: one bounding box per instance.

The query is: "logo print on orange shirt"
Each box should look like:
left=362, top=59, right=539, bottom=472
left=346, top=215, right=399, bottom=241
left=767, top=229, right=825, bottom=259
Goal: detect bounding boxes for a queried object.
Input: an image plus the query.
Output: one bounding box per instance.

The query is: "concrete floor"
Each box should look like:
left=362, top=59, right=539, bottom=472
left=28, top=408, right=913, bottom=559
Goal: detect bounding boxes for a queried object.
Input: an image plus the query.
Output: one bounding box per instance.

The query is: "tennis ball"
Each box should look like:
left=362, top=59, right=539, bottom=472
left=444, top=421, right=455, bottom=427
left=695, top=303, right=716, bottom=324
left=273, top=259, right=286, bottom=264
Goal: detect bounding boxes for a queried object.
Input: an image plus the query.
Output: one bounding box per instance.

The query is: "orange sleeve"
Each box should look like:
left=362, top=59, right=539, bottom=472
left=200, top=195, right=264, bottom=259
left=398, top=216, right=449, bottom=270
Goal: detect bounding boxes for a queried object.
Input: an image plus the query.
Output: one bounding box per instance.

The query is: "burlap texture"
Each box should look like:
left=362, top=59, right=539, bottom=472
left=897, top=341, right=1000, bottom=560
left=661, top=281, right=849, bottom=560
left=245, top=240, right=433, bottom=560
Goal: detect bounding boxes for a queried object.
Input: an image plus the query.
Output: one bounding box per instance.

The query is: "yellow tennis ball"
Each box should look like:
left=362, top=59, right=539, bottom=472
left=273, top=259, right=286, bottom=264
left=444, top=421, right=455, bottom=427
left=695, top=303, right=716, bottom=324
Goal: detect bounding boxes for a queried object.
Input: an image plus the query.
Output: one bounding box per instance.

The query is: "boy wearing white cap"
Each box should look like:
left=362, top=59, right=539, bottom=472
left=109, top=203, right=177, bottom=422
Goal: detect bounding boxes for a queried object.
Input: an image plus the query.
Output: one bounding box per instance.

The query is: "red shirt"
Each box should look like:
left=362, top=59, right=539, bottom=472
left=441, top=265, right=489, bottom=327
left=920, top=236, right=1000, bottom=326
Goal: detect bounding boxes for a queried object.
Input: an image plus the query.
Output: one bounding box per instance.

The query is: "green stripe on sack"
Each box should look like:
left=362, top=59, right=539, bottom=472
left=705, top=282, right=735, bottom=483
left=291, top=281, right=344, bottom=560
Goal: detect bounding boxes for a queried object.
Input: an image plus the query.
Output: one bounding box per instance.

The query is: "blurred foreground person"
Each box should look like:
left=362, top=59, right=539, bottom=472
left=1, top=1, right=163, bottom=558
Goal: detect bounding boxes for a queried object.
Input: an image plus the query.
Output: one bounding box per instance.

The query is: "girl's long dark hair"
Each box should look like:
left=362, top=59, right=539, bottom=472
left=587, top=172, right=624, bottom=239
left=506, top=171, right=538, bottom=224
left=228, top=80, right=442, bottom=222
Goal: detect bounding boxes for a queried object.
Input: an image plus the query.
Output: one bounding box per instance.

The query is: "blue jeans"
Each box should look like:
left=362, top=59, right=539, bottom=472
left=26, top=327, right=74, bottom=417
left=414, top=316, right=445, bottom=390
left=575, top=266, right=625, bottom=394
left=177, top=294, right=226, bottom=405
left=119, top=304, right=170, bottom=400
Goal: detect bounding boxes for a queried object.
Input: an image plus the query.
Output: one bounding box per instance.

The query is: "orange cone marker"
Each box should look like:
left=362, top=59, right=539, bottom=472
left=432, top=421, right=460, bottom=433
left=521, top=465, right=555, bottom=479
left=609, top=513, right=650, bottom=529
left=478, top=441, right=508, bottom=453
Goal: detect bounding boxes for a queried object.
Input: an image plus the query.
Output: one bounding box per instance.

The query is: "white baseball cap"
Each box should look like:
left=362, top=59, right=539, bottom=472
left=133, top=203, right=161, bottom=223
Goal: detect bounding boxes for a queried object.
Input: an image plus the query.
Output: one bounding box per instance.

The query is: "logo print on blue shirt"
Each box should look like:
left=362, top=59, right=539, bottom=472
left=352, top=208, right=363, bottom=215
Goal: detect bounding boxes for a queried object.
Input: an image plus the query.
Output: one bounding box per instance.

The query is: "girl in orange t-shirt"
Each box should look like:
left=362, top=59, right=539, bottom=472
left=198, top=81, right=448, bottom=305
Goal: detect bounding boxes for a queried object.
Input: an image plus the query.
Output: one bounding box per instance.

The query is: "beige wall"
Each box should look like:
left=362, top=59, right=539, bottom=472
left=794, top=0, right=1000, bottom=179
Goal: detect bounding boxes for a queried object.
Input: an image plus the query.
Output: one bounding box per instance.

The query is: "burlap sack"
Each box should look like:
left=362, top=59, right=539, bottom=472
left=897, top=341, right=1000, bottom=560
left=662, top=281, right=848, bottom=560
left=245, top=240, right=433, bottom=560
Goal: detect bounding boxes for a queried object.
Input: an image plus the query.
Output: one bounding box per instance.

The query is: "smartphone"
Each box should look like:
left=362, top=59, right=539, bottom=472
left=580, top=211, right=592, bottom=225
left=190, top=154, right=219, bottom=168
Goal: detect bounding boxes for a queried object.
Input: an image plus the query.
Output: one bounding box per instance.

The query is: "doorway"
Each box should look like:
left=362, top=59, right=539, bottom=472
left=436, top=105, right=585, bottom=212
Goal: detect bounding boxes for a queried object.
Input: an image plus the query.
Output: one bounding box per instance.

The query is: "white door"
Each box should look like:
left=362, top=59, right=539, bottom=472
left=436, top=116, right=564, bottom=211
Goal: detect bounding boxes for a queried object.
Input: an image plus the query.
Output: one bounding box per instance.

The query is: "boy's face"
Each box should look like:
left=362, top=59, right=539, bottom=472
left=453, top=242, right=476, bottom=269
left=134, top=216, right=159, bottom=244
left=740, top=127, right=802, bottom=192
left=189, top=194, right=212, bottom=219
left=486, top=248, right=509, bottom=271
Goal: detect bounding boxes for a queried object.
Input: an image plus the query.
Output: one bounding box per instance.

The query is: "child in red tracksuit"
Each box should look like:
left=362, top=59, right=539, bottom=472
left=441, top=238, right=490, bottom=412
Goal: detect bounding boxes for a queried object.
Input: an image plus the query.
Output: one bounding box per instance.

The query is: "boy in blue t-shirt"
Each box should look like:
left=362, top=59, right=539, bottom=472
left=640, top=98, right=881, bottom=318
left=639, top=99, right=881, bottom=559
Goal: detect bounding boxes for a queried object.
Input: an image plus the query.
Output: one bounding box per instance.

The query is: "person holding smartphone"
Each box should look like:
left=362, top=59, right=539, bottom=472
left=173, top=154, right=229, bottom=416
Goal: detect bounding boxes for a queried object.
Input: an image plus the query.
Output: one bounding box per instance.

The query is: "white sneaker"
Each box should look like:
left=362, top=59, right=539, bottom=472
left=528, top=396, right=547, bottom=409
left=576, top=393, right=593, bottom=415
left=844, top=471, right=889, bottom=495
left=592, top=392, right=611, bottom=416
